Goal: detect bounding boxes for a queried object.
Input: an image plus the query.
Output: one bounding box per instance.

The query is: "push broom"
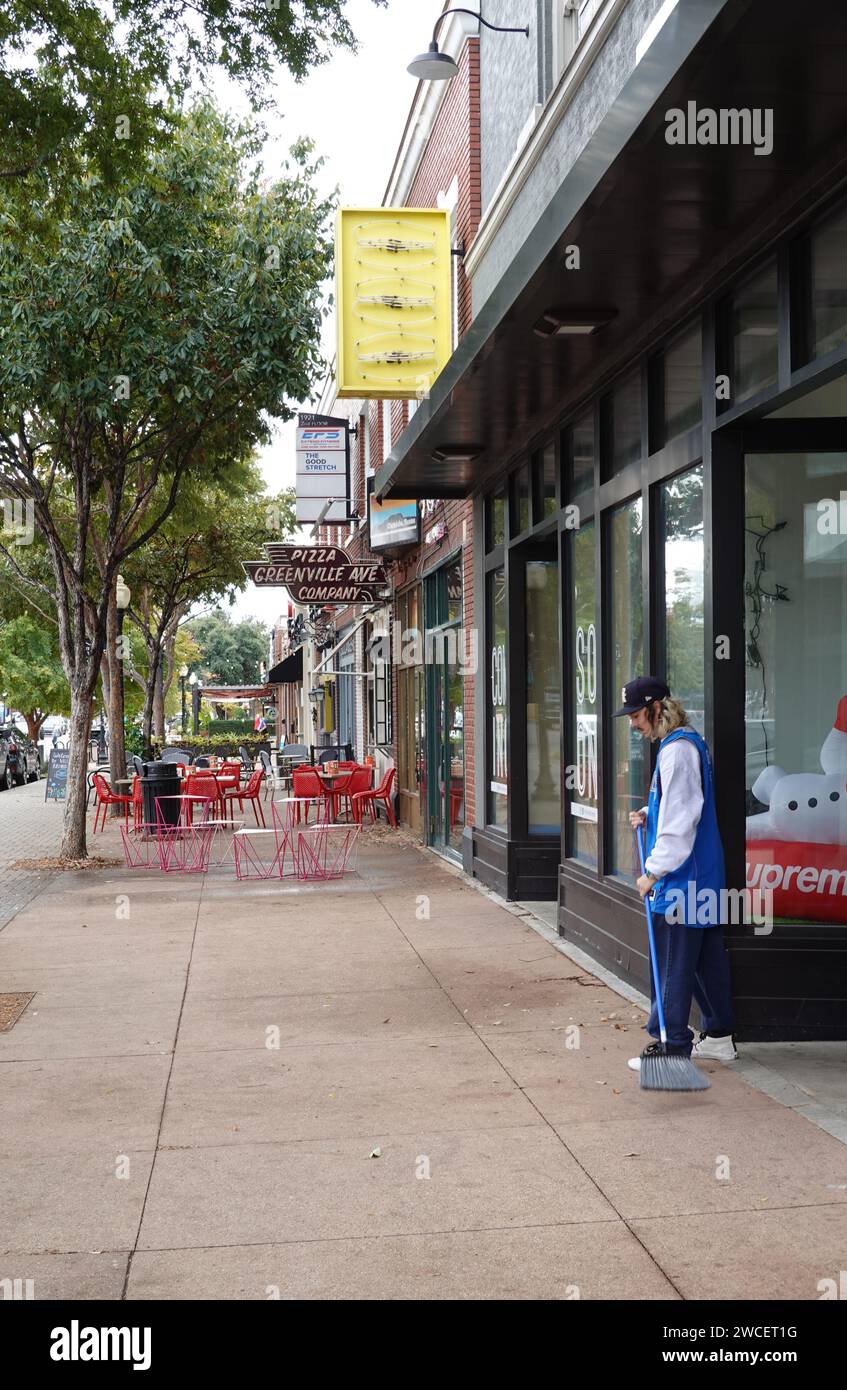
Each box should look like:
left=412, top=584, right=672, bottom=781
left=636, top=824, right=709, bottom=1092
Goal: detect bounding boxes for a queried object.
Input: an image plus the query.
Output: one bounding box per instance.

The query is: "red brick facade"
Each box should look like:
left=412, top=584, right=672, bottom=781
left=317, top=33, right=481, bottom=851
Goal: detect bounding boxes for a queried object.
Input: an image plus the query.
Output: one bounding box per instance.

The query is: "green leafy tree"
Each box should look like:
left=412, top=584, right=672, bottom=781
left=186, top=610, right=270, bottom=687
left=0, top=103, right=333, bottom=858
left=0, top=614, right=70, bottom=742
left=123, top=470, right=294, bottom=753
left=0, top=1, right=384, bottom=181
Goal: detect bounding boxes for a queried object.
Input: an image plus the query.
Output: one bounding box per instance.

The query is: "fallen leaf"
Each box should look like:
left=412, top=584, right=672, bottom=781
left=369, top=1147, right=382, bottom=1159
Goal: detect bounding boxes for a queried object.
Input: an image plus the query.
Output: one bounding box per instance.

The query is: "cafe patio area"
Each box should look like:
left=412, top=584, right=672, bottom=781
left=2, top=799, right=847, bottom=1301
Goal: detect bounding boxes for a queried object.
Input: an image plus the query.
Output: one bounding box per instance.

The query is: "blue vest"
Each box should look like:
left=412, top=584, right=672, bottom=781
left=645, top=728, right=725, bottom=927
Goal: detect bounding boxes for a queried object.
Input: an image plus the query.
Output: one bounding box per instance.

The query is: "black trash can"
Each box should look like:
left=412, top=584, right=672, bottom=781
left=141, top=760, right=181, bottom=829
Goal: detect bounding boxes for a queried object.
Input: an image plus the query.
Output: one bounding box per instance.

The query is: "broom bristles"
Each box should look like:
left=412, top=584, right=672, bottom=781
left=640, top=1050, right=710, bottom=1091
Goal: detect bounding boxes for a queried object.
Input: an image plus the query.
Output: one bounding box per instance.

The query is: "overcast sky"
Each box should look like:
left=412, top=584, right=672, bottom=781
left=217, top=0, right=446, bottom=628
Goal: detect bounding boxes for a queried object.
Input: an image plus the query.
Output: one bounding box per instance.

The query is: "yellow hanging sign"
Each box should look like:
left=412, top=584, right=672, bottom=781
left=336, top=208, right=453, bottom=400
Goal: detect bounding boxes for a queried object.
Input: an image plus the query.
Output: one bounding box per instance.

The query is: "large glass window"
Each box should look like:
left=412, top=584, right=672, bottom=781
left=745, top=452, right=847, bottom=925
left=488, top=568, right=508, bottom=828
left=811, top=202, right=847, bottom=359
left=662, top=324, right=703, bottom=442
left=526, top=558, right=561, bottom=835
left=568, top=409, right=594, bottom=497
left=606, top=369, right=642, bottom=476
left=730, top=260, right=779, bottom=403
left=534, top=445, right=557, bottom=521
left=609, top=497, right=646, bottom=879
left=570, top=522, right=598, bottom=865
left=511, top=465, right=530, bottom=536
left=660, top=467, right=704, bottom=732
left=486, top=491, right=505, bottom=549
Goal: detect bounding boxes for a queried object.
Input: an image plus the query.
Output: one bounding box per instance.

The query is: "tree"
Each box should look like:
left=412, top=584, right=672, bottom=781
left=0, top=614, right=70, bottom=742
left=0, top=549, right=70, bottom=741
left=0, top=103, right=333, bottom=859
left=123, top=469, right=295, bottom=752
left=186, top=611, right=270, bottom=688
left=0, top=1, right=385, bottom=181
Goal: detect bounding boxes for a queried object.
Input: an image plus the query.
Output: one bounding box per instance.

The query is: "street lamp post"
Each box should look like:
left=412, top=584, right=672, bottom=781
left=189, top=671, right=198, bottom=735
left=179, top=665, right=189, bottom=734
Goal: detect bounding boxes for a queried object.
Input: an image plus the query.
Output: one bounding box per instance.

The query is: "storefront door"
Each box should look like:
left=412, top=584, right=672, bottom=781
left=424, top=558, right=465, bottom=856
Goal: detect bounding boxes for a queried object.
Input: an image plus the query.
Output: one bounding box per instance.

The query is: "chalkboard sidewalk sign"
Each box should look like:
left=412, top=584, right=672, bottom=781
left=45, top=748, right=70, bottom=802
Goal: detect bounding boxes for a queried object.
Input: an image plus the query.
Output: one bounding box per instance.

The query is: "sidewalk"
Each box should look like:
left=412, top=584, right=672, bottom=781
left=1, top=817, right=846, bottom=1301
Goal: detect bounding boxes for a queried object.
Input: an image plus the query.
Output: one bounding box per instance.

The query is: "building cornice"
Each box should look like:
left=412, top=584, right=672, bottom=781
left=464, top=0, right=631, bottom=280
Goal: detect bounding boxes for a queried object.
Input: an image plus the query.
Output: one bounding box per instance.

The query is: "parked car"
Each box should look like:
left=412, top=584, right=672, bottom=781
left=0, top=727, right=41, bottom=789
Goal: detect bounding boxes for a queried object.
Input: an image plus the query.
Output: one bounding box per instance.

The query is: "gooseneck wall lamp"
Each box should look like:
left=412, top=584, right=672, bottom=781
left=407, top=8, right=529, bottom=81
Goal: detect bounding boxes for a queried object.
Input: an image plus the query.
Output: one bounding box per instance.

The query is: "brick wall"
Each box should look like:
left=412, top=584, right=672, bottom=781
left=317, top=35, right=482, bottom=838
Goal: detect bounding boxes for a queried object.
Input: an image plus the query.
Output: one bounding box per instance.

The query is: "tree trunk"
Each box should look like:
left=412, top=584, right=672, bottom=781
left=106, top=594, right=128, bottom=816
left=141, top=644, right=157, bottom=759
left=23, top=711, right=46, bottom=744
left=153, top=656, right=165, bottom=741
left=59, top=685, right=93, bottom=861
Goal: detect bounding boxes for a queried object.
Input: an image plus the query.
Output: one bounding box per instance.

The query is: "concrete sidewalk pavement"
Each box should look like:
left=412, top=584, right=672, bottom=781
left=1, top=825, right=846, bottom=1301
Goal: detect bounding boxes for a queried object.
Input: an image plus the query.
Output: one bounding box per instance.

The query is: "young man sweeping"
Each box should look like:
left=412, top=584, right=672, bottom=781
left=613, top=676, right=737, bottom=1073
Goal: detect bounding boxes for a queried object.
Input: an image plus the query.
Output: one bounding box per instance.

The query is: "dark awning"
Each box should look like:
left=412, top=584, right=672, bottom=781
left=374, top=0, right=847, bottom=499
left=268, top=648, right=304, bottom=685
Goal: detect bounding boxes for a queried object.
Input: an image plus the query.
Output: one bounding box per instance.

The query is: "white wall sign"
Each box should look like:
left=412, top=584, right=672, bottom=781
left=295, top=413, right=351, bottom=524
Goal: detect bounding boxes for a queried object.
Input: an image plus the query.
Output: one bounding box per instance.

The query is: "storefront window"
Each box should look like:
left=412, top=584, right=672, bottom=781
left=605, top=369, right=642, bottom=476
left=569, top=409, right=594, bottom=497
left=662, top=324, right=703, bottom=442
left=486, top=491, right=505, bottom=549
left=446, top=557, right=463, bottom=624
left=570, top=522, right=598, bottom=864
left=488, top=569, right=508, bottom=828
left=609, top=497, right=646, bottom=879
left=660, top=467, right=704, bottom=732
left=745, top=452, right=847, bottom=926
left=511, top=464, right=530, bottom=535
left=730, top=260, right=779, bottom=403
left=811, top=202, right=847, bottom=359
left=526, top=558, right=561, bottom=834
left=535, top=444, right=557, bottom=520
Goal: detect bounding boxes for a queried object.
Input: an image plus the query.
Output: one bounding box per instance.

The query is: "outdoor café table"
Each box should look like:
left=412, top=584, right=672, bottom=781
left=315, top=769, right=350, bottom=822
left=204, top=815, right=245, bottom=868
left=153, top=792, right=216, bottom=828
left=232, top=826, right=294, bottom=880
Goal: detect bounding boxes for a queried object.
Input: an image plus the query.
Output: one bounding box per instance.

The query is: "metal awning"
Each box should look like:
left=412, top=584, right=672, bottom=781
left=268, top=648, right=304, bottom=685
left=374, top=0, right=847, bottom=500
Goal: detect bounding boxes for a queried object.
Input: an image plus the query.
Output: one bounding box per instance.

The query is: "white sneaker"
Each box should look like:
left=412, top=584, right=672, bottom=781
left=691, top=1032, right=738, bottom=1062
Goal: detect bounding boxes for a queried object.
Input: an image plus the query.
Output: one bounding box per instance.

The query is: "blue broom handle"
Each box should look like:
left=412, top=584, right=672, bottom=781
left=636, top=823, right=668, bottom=1044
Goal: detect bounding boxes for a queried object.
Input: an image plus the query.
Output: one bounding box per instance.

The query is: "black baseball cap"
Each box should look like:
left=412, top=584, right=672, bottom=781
left=613, top=675, right=670, bottom=717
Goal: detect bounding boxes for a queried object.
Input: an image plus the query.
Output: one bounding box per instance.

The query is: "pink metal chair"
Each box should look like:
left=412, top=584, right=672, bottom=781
left=352, top=766, right=397, bottom=826
left=295, top=823, right=360, bottom=881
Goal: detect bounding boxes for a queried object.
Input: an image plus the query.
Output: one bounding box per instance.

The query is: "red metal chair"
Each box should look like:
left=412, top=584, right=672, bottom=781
left=351, top=766, right=397, bottom=827
left=183, top=772, right=222, bottom=824
left=332, top=765, right=372, bottom=822
left=222, top=767, right=266, bottom=827
left=92, top=772, right=131, bottom=832
left=291, top=766, right=326, bottom=823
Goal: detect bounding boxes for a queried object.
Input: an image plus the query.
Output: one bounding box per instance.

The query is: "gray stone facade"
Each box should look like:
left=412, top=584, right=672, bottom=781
left=475, top=0, right=668, bottom=311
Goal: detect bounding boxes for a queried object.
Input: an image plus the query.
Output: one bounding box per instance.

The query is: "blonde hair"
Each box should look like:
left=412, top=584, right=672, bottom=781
left=651, top=696, right=690, bottom=741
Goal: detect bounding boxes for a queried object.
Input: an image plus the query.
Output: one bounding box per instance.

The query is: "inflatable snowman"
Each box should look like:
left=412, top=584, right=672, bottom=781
left=746, top=695, right=847, bottom=922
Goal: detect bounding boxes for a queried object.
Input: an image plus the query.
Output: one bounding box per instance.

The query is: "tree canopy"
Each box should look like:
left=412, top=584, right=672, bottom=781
left=0, top=0, right=385, bottom=180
